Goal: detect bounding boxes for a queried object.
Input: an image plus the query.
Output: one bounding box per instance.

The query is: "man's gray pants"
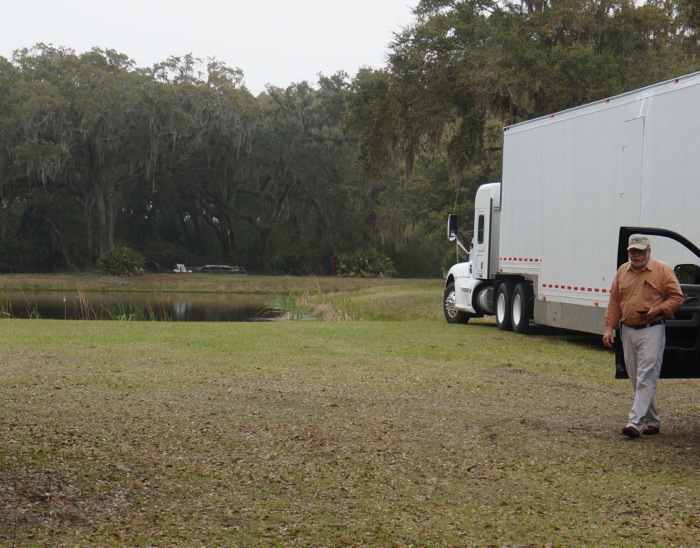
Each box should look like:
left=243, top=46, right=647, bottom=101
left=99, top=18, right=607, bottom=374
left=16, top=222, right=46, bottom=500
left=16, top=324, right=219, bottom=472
left=621, top=323, right=665, bottom=431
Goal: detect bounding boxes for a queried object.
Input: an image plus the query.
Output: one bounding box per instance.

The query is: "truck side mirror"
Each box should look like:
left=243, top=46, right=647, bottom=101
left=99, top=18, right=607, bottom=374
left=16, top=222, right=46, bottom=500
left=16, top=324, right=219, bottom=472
left=447, top=214, right=459, bottom=241
left=674, top=263, right=700, bottom=284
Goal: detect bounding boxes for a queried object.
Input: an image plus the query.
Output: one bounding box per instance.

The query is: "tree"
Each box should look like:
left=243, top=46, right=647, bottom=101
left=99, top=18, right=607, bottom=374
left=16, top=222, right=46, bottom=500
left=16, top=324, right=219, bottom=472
left=66, top=49, right=150, bottom=257
left=6, top=45, right=151, bottom=264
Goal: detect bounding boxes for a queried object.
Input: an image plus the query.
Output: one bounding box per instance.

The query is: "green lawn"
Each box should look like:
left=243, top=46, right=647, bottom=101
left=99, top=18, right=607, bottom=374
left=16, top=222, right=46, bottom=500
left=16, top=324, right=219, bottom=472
left=1, top=275, right=699, bottom=545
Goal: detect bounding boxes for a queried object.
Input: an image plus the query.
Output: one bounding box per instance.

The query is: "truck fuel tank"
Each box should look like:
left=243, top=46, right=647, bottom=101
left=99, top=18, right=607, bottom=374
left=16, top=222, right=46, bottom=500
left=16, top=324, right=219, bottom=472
left=475, top=284, right=495, bottom=315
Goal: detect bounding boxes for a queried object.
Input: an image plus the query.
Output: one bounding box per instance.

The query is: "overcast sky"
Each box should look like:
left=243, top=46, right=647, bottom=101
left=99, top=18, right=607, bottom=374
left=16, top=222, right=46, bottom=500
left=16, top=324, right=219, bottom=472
left=1, top=0, right=418, bottom=94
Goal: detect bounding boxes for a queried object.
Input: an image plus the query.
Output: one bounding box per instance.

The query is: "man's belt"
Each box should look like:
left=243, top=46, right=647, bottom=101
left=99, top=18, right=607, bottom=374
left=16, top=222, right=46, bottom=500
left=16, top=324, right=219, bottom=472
left=624, top=320, right=665, bottom=330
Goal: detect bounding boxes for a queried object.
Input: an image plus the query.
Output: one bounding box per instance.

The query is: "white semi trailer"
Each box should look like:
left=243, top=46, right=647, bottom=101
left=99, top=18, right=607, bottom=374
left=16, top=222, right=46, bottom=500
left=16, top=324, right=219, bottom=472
left=443, top=71, right=700, bottom=378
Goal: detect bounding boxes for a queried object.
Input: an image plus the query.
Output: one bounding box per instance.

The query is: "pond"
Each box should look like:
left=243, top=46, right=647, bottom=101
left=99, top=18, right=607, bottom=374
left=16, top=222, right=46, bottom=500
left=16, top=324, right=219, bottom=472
left=0, top=291, right=281, bottom=322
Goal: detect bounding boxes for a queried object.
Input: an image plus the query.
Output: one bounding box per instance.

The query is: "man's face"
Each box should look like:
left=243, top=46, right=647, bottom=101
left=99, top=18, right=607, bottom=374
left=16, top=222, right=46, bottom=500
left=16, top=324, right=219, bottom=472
left=628, top=247, right=650, bottom=269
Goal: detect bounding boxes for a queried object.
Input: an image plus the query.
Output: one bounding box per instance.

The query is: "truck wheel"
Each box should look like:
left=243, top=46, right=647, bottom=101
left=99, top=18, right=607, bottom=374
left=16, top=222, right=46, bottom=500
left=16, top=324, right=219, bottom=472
left=496, top=283, right=514, bottom=331
left=511, top=282, right=534, bottom=334
left=443, top=282, right=470, bottom=324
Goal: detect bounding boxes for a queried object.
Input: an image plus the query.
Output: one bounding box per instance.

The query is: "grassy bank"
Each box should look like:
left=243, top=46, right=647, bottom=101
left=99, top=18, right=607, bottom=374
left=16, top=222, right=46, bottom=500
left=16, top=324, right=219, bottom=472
left=1, top=276, right=699, bottom=545
left=0, top=272, right=439, bottom=299
left=0, top=273, right=443, bottom=322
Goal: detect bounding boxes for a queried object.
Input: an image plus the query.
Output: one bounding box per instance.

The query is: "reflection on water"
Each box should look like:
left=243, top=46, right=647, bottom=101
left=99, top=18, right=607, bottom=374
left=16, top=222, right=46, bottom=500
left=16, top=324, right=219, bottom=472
left=1, top=291, right=280, bottom=322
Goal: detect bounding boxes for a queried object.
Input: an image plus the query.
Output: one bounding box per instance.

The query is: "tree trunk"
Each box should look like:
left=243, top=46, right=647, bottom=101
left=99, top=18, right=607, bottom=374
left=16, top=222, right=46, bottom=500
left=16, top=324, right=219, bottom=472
left=94, top=183, right=116, bottom=257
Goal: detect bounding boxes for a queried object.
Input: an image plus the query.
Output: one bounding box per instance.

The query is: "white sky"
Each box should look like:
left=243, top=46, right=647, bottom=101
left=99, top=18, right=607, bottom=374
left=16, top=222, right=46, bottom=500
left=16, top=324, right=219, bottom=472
left=1, top=0, right=418, bottom=94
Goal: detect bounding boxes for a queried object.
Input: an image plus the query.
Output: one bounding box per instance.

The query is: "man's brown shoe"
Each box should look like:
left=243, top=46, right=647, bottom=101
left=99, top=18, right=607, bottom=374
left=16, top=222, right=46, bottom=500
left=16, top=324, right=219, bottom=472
left=622, top=425, right=640, bottom=438
left=642, top=425, right=660, bottom=435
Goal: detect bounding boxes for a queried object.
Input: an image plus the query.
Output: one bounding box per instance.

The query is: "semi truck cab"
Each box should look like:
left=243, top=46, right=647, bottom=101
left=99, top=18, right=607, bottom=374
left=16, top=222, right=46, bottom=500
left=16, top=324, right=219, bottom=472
left=444, top=183, right=501, bottom=324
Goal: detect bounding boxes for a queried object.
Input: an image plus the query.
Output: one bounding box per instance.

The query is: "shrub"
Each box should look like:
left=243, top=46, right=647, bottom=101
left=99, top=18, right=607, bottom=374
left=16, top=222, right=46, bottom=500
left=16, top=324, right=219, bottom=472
left=97, top=246, right=144, bottom=276
left=337, top=248, right=397, bottom=278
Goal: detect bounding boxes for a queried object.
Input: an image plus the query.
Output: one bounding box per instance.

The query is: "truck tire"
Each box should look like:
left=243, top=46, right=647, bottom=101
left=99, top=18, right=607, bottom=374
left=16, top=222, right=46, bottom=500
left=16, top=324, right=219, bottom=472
left=443, top=282, right=470, bottom=324
left=496, top=282, right=514, bottom=331
left=511, top=282, right=534, bottom=334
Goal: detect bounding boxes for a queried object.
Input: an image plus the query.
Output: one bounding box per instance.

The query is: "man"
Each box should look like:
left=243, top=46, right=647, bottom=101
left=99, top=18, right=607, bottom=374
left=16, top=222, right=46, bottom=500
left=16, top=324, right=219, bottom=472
left=602, top=234, right=685, bottom=439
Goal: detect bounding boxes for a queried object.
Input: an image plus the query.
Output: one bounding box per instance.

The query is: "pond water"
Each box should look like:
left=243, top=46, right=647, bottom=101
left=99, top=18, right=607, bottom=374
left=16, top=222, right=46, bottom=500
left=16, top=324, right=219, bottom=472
left=1, top=291, right=281, bottom=322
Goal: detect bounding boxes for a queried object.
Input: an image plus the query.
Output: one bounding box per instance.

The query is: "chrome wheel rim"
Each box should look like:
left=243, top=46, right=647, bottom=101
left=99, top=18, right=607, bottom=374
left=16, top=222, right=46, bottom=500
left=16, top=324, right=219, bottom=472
left=445, top=291, right=458, bottom=319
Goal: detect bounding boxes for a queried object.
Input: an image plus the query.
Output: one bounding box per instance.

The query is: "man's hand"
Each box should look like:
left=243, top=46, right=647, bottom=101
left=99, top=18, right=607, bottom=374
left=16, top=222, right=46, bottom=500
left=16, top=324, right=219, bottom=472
left=644, top=305, right=663, bottom=319
left=602, top=327, right=615, bottom=348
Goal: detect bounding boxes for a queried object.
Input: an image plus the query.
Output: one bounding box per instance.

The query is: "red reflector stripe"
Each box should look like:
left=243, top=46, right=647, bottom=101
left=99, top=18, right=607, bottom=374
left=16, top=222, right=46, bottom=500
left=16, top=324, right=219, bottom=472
left=541, top=284, right=609, bottom=293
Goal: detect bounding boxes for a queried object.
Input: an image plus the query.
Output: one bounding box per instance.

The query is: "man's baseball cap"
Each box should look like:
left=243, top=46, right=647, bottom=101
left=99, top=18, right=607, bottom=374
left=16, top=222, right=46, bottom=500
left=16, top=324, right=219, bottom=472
left=628, top=234, right=651, bottom=250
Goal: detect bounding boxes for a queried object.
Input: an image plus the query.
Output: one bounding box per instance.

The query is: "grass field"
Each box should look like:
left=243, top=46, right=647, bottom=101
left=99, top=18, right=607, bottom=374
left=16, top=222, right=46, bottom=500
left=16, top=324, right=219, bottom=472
left=1, top=274, right=699, bottom=545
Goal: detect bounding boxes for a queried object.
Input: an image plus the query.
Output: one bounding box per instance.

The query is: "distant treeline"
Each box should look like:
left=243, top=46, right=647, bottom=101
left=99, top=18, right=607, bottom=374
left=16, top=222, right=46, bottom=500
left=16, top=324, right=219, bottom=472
left=1, top=0, right=697, bottom=275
